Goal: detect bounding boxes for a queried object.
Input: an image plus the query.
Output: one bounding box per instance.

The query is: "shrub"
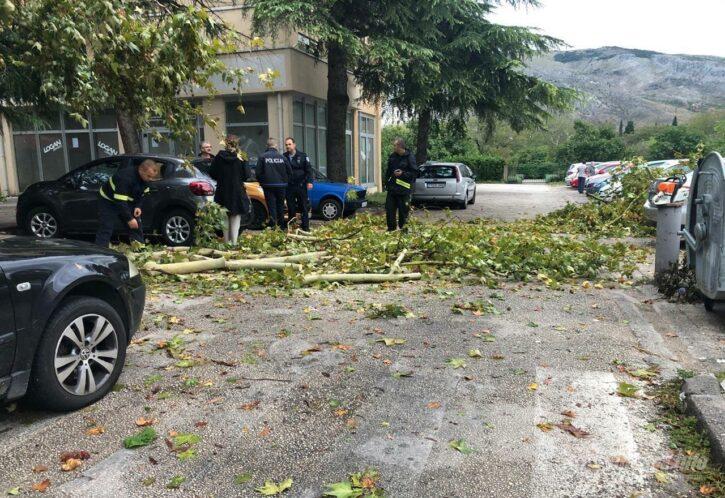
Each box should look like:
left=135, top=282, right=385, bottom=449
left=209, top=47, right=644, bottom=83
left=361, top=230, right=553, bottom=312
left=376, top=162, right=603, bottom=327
left=505, top=174, right=524, bottom=184
left=440, top=153, right=505, bottom=182
left=545, top=173, right=564, bottom=183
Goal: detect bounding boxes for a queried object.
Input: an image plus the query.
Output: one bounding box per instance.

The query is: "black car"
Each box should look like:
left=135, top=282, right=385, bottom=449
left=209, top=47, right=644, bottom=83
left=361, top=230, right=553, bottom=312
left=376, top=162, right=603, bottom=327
left=0, top=237, right=145, bottom=411
left=16, top=154, right=215, bottom=246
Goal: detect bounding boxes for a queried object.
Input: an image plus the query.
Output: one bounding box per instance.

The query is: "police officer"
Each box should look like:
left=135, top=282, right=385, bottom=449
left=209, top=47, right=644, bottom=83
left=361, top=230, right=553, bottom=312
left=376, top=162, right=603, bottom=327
left=256, top=137, right=292, bottom=229
left=95, top=159, right=161, bottom=247
left=283, top=137, right=313, bottom=232
left=384, top=137, right=418, bottom=231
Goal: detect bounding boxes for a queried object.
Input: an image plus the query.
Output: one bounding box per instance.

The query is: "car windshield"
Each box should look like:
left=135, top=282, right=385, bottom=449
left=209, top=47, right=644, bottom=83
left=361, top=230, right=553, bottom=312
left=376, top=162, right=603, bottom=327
left=313, top=169, right=328, bottom=181
left=420, top=166, right=456, bottom=179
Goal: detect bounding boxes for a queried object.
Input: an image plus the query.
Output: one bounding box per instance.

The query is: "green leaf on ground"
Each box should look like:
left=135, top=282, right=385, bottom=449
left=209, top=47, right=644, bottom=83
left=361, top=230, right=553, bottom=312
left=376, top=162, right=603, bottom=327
left=527, top=321, right=539, bottom=328
left=256, top=478, right=292, bottom=495
left=467, top=349, right=482, bottom=358
left=392, top=371, right=413, bottom=378
left=7, top=487, right=20, bottom=496
left=234, top=473, right=253, bottom=485
left=617, top=382, right=639, bottom=398
left=166, top=476, right=186, bottom=489
left=449, top=439, right=474, bottom=455
left=446, top=358, right=467, bottom=369
left=177, top=448, right=197, bottom=460
left=322, top=481, right=359, bottom=498
left=172, top=433, right=201, bottom=447
left=123, top=427, right=157, bottom=449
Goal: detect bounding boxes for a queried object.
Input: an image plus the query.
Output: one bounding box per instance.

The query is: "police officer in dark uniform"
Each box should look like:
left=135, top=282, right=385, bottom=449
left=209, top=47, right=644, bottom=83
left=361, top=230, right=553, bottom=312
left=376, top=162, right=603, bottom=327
left=283, top=137, right=313, bottom=232
left=256, top=137, right=292, bottom=229
left=95, top=159, right=161, bottom=247
left=384, top=138, right=418, bottom=231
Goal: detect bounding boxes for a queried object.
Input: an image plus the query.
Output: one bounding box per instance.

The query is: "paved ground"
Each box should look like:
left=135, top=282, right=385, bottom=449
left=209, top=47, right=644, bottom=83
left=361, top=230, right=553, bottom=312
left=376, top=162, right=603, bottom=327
left=1, top=185, right=722, bottom=497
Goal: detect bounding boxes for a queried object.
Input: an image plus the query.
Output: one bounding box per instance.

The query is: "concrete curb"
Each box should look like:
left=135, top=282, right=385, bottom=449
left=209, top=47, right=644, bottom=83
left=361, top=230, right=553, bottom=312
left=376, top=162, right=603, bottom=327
left=680, top=374, right=725, bottom=467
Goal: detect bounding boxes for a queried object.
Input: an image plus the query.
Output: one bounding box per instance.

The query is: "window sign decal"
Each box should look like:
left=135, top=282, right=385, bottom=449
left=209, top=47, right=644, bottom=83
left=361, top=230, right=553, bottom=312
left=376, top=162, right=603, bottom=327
left=43, top=139, right=62, bottom=154
left=97, top=141, right=118, bottom=156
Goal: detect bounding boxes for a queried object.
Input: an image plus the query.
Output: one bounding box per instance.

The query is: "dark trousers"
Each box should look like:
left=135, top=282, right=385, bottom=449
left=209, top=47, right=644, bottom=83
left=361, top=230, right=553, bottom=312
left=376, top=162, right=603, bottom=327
left=94, top=198, right=143, bottom=247
left=262, top=185, right=287, bottom=229
left=386, top=192, right=411, bottom=231
left=286, top=184, right=310, bottom=231
left=578, top=176, right=586, bottom=194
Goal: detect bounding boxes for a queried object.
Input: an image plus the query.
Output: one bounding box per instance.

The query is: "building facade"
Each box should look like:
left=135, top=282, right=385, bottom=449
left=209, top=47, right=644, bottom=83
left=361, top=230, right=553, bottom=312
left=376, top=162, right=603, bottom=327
left=0, top=4, right=383, bottom=195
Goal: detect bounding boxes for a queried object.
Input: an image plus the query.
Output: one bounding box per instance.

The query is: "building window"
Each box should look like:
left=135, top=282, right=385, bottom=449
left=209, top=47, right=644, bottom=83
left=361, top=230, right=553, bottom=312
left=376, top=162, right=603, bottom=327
left=359, top=113, right=375, bottom=185
left=11, top=109, right=119, bottom=191
left=292, top=97, right=327, bottom=174
left=225, top=98, right=268, bottom=162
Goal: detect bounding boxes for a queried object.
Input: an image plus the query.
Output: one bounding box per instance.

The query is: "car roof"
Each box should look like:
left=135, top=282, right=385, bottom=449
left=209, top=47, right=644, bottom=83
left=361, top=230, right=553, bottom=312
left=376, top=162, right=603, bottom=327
left=424, top=162, right=463, bottom=167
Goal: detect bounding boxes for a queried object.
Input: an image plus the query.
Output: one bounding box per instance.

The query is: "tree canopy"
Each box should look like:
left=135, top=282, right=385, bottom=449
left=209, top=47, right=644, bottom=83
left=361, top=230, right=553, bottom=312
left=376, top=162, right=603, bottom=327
left=2, top=0, right=246, bottom=153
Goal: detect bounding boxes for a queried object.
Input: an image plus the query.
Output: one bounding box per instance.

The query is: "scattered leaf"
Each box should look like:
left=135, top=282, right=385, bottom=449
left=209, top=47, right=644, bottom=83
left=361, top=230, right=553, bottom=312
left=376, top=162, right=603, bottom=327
left=617, top=382, right=639, bottom=398
left=376, top=338, right=406, bottom=346
left=166, top=476, right=186, bottom=489
left=234, top=473, right=253, bottom=485
left=527, top=383, right=538, bottom=391
left=135, top=417, right=156, bottom=427
left=467, top=349, right=482, bottom=358
left=123, top=428, right=158, bottom=449
left=449, top=439, right=474, bottom=455
left=60, top=459, right=82, bottom=472
left=561, top=410, right=576, bottom=418
left=555, top=420, right=590, bottom=438
left=392, top=371, right=413, bottom=378
left=537, top=422, right=554, bottom=432
left=32, top=465, right=48, bottom=473
left=654, top=471, right=669, bottom=484
left=31, top=480, right=50, bottom=493
left=256, top=478, right=293, bottom=496
left=59, top=451, right=90, bottom=462
left=610, top=455, right=630, bottom=466
left=241, top=400, right=261, bottom=411
left=86, top=426, right=105, bottom=436
left=446, top=358, right=467, bottom=369
left=426, top=402, right=441, bottom=409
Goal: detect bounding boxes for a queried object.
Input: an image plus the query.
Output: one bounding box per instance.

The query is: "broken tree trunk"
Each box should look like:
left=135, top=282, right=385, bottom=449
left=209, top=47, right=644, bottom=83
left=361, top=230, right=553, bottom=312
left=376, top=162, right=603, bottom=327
left=303, top=273, right=422, bottom=284
left=226, top=260, right=302, bottom=271
left=144, top=258, right=226, bottom=275
left=389, top=249, right=408, bottom=274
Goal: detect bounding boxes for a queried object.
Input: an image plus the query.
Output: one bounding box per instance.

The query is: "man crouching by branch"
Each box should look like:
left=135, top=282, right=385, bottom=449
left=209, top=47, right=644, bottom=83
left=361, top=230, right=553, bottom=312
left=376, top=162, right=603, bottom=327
left=95, top=159, right=161, bottom=247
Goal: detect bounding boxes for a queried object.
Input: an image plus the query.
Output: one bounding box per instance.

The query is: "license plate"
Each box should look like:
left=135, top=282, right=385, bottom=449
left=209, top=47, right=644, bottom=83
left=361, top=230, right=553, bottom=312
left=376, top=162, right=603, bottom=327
left=426, top=183, right=445, bottom=188
left=361, top=201, right=367, bottom=207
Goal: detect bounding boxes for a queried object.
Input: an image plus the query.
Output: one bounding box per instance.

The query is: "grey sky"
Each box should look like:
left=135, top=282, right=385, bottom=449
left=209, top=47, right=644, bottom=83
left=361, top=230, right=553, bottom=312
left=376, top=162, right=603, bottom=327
left=490, top=0, right=725, bottom=57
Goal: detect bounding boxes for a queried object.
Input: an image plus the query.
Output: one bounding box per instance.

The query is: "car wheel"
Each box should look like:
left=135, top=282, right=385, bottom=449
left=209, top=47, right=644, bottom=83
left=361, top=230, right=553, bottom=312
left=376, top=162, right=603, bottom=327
left=468, top=188, right=476, bottom=205
left=703, top=296, right=715, bottom=312
left=319, top=198, right=343, bottom=221
left=247, top=200, right=268, bottom=230
left=27, top=296, right=127, bottom=411
left=457, top=193, right=468, bottom=210
left=26, top=206, right=60, bottom=239
left=161, top=209, right=194, bottom=246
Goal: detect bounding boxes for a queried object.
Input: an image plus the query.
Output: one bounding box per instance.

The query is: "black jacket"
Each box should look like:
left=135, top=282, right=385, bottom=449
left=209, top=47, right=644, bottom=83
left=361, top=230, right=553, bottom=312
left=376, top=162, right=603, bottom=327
left=209, top=149, right=250, bottom=215
left=256, top=147, right=292, bottom=187
left=283, top=150, right=313, bottom=187
left=385, top=150, right=418, bottom=195
left=99, top=166, right=150, bottom=222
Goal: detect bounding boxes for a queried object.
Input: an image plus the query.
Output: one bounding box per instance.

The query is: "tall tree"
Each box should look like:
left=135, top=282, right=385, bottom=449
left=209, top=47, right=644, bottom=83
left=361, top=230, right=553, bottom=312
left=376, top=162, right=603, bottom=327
left=624, top=120, right=635, bottom=134
left=3, top=0, right=246, bottom=153
left=355, top=1, right=574, bottom=165
left=619, top=119, right=624, bottom=136
left=672, top=115, right=678, bottom=127
left=249, top=0, right=441, bottom=182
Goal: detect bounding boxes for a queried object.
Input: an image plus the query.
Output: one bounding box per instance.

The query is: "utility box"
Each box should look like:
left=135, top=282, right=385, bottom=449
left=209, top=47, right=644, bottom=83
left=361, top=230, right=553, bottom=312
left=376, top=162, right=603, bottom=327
left=682, top=152, right=725, bottom=311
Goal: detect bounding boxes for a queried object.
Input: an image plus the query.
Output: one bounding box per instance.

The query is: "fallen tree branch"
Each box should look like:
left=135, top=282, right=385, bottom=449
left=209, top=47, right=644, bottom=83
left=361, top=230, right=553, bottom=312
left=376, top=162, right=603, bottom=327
left=389, top=249, right=408, bottom=274
left=226, top=260, right=302, bottom=271
left=144, top=258, right=226, bottom=275
left=303, top=272, right=422, bottom=284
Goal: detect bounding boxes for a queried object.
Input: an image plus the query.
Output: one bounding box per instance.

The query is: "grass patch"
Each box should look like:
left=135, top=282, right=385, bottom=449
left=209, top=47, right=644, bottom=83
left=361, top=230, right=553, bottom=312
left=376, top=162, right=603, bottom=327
left=655, top=378, right=724, bottom=495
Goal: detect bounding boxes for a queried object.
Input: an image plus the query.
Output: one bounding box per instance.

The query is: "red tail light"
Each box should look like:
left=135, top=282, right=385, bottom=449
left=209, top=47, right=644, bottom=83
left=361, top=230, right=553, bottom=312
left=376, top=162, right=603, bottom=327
left=189, top=181, right=214, bottom=196
left=597, top=169, right=604, bottom=174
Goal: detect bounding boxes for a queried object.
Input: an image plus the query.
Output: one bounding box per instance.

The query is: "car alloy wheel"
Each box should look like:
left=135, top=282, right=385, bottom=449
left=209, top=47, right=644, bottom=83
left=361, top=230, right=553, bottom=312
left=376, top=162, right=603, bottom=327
left=54, top=314, right=119, bottom=396
left=321, top=199, right=341, bottom=220
left=30, top=212, right=58, bottom=238
left=165, top=215, right=191, bottom=244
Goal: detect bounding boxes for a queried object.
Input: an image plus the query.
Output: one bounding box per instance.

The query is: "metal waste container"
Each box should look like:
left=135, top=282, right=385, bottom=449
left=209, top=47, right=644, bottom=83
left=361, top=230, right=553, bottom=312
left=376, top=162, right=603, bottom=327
left=682, top=152, right=725, bottom=311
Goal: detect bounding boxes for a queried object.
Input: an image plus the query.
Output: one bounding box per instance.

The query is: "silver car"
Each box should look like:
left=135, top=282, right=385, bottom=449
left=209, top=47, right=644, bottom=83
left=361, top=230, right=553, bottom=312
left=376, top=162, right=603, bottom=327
left=412, top=162, right=477, bottom=209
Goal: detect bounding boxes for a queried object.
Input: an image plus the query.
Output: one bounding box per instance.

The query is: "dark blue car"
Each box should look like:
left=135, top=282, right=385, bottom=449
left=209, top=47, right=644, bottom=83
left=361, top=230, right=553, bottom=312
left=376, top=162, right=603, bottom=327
left=308, top=168, right=368, bottom=221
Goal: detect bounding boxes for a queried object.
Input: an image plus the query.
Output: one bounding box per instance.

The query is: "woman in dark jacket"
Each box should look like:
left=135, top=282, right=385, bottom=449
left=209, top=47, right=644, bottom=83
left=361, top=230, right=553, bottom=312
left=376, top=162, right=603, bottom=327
left=208, top=135, right=251, bottom=245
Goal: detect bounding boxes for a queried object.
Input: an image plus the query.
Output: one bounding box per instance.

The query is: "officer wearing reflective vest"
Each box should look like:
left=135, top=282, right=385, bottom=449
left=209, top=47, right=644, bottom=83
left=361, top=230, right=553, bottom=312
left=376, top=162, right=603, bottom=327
left=94, top=159, right=161, bottom=247
left=384, top=138, right=418, bottom=231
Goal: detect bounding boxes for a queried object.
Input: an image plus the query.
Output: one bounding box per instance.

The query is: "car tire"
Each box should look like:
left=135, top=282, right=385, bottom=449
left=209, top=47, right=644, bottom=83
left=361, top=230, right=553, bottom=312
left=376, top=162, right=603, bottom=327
left=25, top=206, right=61, bottom=239
left=26, top=296, right=127, bottom=411
left=160, top=209, right=194, bottom=246
left=457, top=193, right=468, bottom=210
left=248, top=200, right=268, bottom=230
left=703, top=296, right=715, bottom=312
left=468, top=188, right=476, bottom=205
left=319, top=198, right=343, bottom=221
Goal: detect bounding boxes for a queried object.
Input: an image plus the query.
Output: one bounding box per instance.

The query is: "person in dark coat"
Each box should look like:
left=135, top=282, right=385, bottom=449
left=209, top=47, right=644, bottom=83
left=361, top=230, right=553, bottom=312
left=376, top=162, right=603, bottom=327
left=256, top=137, right=292, bottom=229
left=384, top=137, right=418, bottom=231
left=283, top=137, right=313, bottom=231
left=209, top=134, right=251, bottom=245
left=95, top=159, right=161, bottom=247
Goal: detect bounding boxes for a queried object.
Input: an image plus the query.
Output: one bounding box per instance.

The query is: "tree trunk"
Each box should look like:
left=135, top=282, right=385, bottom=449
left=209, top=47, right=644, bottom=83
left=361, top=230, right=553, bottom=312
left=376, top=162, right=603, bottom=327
left=117, top=109, right=142, bottom=154
left=325, top=40, right=350, bottom=183
left=415, top=107, right=432, bottom=165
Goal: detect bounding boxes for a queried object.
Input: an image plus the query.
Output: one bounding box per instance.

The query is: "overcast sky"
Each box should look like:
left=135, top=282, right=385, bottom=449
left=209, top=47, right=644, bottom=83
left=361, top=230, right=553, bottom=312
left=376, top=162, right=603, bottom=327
left=489, top=0, right=725, bottom=57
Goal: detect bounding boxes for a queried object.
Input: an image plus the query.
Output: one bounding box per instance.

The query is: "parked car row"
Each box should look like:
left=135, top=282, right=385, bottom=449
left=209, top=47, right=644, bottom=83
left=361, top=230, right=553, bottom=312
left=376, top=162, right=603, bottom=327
left=16, top=154, right=369, bottom=246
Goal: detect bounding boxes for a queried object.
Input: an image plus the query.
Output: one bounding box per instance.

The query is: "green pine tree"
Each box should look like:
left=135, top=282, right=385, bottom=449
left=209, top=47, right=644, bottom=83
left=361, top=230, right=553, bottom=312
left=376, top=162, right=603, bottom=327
left=672, top=115, right=678, bottom=126
left=624, top=120, right=635, bottom=134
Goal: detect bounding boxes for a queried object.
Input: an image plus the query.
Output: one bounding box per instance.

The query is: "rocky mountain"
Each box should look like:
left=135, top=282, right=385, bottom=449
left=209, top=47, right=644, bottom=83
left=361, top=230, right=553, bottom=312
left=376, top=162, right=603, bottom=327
left=526, top=46, right=725, bottom=125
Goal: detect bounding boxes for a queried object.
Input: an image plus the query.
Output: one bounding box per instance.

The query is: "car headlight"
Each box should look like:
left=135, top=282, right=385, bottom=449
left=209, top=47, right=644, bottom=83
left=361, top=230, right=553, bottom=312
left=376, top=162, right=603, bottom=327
left=128, top=259, right=139, bottom=278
